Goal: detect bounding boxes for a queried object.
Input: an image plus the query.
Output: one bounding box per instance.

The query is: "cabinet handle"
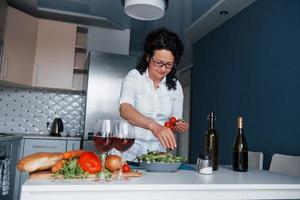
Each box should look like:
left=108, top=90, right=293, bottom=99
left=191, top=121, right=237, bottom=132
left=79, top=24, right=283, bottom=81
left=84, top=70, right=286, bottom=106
left=3, top=56, right=7, bottom=79
left=32, top=145, right=58, bottom=149
left=33, top=63, right=39, bottom=85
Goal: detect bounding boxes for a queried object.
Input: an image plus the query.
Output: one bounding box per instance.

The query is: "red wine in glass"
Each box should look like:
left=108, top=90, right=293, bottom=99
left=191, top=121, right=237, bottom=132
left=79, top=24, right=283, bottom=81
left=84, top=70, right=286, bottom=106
left=115, top=120, right=135, bottom=180
left=93, top=119, right=116, bottom=181
left=114, top=138, right=135, bottom=152
left=93, top=135, right=116, bottom=153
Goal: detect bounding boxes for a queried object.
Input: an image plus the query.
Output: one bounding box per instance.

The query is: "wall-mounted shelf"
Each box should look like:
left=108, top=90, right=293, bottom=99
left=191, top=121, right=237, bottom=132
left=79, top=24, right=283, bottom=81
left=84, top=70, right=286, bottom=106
left=72, top=26, right=88, bottom=91
left=75, top=46, right=87, bottom=53
left=73, top=68, right=88, bottom=74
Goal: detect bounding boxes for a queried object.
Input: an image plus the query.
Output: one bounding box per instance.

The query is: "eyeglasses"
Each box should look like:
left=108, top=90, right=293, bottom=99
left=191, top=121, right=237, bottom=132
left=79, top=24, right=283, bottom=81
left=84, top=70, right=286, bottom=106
left=151, top=57, right=175, bottom=69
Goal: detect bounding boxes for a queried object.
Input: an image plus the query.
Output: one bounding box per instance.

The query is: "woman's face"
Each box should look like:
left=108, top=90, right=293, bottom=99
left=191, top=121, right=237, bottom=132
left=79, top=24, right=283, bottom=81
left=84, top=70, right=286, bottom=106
left=148, top=49, right=175, bottom=81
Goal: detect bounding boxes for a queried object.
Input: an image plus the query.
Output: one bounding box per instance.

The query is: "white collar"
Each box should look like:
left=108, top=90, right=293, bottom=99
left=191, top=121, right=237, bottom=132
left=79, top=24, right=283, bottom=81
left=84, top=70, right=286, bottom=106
left=145, top=68, right=166, bottom=86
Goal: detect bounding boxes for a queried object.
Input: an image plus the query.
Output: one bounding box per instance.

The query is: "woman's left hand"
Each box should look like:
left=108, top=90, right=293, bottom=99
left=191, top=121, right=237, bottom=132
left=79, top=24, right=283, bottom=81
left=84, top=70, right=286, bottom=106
left=175, top=119, right=189, bottom=133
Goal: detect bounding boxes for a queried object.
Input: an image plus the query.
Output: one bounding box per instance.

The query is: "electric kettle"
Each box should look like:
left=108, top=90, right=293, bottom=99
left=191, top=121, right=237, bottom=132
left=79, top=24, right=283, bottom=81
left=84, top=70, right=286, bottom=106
left=47, top=118, right=64, bottom=136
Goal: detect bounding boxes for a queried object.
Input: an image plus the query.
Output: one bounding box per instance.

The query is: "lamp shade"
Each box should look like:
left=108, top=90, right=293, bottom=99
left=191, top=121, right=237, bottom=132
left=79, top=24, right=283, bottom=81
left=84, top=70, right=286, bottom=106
left=124, top=0, right=165, bottom=21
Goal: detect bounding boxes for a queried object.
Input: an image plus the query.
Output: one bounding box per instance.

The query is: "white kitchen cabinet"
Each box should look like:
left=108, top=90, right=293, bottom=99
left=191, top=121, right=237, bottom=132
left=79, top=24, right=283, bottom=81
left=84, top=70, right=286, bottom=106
left=33, top=19, right=76, bottom=89
left=0, top=0, right=7, bottom=40
left=66, top=139, right=81, bottom=151
left=16, top=137, right=80, bottom=200
left=1, top=6, right=37, bottom=85
left=22, top=139, right=66, bottom=156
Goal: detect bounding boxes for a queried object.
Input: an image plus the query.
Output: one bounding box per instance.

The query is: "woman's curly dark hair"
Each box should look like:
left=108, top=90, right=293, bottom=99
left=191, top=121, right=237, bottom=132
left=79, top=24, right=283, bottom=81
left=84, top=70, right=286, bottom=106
left=136, top=28, right=184, bottom=90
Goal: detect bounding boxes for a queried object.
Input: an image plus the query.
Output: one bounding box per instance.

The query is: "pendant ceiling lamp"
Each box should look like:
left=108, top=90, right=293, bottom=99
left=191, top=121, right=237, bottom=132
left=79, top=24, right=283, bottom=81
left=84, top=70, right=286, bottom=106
left=121, top=0, right=169, bottom=21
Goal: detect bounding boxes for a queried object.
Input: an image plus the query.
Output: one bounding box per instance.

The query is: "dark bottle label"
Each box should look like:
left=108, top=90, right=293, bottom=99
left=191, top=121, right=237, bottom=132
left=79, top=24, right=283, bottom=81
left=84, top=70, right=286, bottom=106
left=232, top=151, right=248, bottom=172
left=205, top=131, right=219, bottom=170
left=204, top=112, right=219, bottom=171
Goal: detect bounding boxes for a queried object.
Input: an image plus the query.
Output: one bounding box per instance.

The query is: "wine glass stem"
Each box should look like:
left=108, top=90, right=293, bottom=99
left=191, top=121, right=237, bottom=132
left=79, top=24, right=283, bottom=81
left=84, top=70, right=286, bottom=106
left=118, top=151, right=124, bottom=180
left=100, top=152, right=107, bottom=181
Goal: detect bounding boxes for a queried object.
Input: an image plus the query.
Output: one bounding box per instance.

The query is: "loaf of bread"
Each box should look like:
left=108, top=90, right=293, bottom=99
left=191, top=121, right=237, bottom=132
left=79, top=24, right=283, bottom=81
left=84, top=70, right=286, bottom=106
left=17, top=152, right=63, bottom=172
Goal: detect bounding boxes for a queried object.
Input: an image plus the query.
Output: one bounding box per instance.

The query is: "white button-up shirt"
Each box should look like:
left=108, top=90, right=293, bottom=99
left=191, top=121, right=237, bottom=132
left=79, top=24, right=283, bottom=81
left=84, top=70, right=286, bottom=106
left=119, top=69, right=184, bottom=161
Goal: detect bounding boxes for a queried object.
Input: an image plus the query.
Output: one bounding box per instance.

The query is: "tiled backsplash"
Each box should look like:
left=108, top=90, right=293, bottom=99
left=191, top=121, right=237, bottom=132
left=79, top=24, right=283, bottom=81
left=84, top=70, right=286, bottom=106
left=0, top=86, right=86, bottom=136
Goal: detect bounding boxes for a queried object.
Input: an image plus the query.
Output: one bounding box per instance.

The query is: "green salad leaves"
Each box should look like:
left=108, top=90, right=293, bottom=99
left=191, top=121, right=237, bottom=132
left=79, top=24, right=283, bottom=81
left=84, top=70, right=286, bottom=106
left=54, top=158, right=112, bottom=179
left=54, top=159, right=89, bottom=179
left=137, top=151, right=186, bottom=163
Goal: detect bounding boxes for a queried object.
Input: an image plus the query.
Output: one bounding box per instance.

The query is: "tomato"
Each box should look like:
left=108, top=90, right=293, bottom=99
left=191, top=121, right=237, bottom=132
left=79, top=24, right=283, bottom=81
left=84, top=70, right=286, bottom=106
left=169, top=117, right=177, bottom=125
left=170, top=124, right=175, bottom=130
left=164, top=121, right=171, bottom=128
left=77, top=152, right=101, bottom=174
left=122, top=164, right=131, bottom=172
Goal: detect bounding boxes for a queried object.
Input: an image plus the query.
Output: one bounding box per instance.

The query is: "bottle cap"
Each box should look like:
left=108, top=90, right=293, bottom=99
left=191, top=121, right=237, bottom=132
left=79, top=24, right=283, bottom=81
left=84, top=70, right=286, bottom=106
left=237, top=116, right=243, bottom=129
left=201, top=153, right=211, bottom=160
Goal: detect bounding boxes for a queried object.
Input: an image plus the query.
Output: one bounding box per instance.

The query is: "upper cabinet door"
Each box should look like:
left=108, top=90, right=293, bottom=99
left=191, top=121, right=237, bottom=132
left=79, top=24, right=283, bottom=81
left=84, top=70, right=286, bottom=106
left=33, top=19, right=76, bottom=89
left=0, top=0, right=7, bottom=40
left=2, top=6, right=38, bottom=85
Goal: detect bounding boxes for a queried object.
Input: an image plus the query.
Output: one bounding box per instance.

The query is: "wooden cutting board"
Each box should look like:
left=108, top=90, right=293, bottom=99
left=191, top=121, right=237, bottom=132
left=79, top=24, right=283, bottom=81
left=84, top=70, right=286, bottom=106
left=29, top=170, right=143, bottom=180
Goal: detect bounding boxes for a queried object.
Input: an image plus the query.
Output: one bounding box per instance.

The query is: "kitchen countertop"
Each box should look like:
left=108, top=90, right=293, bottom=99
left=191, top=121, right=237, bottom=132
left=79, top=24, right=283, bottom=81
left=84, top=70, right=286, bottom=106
left=22, top=134, right=81, bottom=140
left=20, top=166, right=300, bottom=200
left=0, top=133, right=81, bottom=141
left=0, top=133, right=23, bottom=141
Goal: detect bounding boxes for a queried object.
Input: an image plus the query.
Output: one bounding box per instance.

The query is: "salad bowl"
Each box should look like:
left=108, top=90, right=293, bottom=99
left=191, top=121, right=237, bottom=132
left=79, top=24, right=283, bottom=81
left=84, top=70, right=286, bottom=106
left=137, top=151, right=185, bottom=172
left=139, top=161, right=182, bottom=172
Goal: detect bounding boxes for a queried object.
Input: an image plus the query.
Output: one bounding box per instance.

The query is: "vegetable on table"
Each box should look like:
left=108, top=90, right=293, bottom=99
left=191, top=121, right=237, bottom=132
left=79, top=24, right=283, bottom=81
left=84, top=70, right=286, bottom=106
left=63, top=150, right=86, bottom=160
left=55, top=159, right=89, bottom=179
left=51, top=160, right=63, bottom=173
left=77, top=152, right=101, bottom=174
left=105, top=155, right=122, bottom=172
left=137, top=151, right=186, bottom=163
left=122, top=164, right=131, bottom=172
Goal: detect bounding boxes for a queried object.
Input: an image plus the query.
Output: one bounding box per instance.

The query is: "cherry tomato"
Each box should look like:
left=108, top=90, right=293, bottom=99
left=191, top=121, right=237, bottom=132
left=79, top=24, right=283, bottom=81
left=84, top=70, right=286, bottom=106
left=169, top=117, right=177, bottom=125
left=170, top=124, right=175, bottom=130
left=77, top=152, right=101, bottom=174
left=164, top=121, right=171, bottom=128
left=122, top=164, right=131, bottom=172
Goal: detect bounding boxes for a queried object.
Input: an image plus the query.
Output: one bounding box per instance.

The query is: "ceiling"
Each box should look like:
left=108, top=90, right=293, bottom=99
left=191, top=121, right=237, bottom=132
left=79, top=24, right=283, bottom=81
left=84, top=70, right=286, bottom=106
left=7, top=0, right=131, bottom=29
left=6, top=0, right=255, bottom=54
left=7, top=0, right=218, bottom=30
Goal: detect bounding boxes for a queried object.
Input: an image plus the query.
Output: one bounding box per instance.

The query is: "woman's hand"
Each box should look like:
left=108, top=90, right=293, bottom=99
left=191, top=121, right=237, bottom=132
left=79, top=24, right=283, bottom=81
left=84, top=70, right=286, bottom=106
left=175, top=119, right=189, bottom=133
left=149, top=122, right=177, bottom=149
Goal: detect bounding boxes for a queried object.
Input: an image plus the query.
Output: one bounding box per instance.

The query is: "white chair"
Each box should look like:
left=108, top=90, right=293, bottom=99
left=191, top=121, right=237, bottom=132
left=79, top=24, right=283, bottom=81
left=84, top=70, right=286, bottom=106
left=248, top=151, right=264, bottom=169
left=269, top=153, right=300, bottom=176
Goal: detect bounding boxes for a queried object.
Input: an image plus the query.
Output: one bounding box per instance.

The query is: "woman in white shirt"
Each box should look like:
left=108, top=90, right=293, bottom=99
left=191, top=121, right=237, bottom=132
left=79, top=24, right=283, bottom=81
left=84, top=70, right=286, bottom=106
left=119, top=28, right=189, bottom=161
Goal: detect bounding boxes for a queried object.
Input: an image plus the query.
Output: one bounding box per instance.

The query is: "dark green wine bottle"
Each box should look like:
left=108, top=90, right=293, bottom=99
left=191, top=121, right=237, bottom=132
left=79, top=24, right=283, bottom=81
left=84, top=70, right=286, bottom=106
left=232, top=116, right=248, bottom=172
left=204, top=112, right=219, bottom=170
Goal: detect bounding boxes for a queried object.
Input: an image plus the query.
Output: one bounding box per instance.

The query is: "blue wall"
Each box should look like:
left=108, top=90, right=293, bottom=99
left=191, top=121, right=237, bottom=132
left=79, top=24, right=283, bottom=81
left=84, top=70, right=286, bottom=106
left=191, top=0, right=300, bottom=169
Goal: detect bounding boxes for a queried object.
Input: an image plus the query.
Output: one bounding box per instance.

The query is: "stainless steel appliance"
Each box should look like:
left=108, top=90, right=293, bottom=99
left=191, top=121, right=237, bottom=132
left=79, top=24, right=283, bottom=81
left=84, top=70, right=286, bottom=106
left=83, top=51, right=137, bottom=146
left=0, top=39, right=4, bottom=76
left=47, top=118, right=64, bottom=136
left=51, top=118, right=64, bottom=136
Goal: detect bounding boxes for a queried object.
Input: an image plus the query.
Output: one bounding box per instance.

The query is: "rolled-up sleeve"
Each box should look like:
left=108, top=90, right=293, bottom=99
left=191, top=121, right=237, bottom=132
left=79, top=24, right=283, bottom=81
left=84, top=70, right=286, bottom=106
left=172, top=81, right=184, bottom=119
left=119, top=69, right=140, bottom=107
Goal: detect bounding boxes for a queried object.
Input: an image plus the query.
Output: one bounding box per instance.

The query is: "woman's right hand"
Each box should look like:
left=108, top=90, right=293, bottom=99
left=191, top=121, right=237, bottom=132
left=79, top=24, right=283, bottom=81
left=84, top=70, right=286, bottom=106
left=149, top=122, right=177, bottom=149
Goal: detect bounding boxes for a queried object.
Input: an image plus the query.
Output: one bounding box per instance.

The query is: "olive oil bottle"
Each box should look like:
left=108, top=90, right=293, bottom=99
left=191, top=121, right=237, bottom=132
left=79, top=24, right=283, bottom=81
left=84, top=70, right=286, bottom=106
left=232, top=116, right=248, bottom=172
left=204, top=112, right=219, bottom=170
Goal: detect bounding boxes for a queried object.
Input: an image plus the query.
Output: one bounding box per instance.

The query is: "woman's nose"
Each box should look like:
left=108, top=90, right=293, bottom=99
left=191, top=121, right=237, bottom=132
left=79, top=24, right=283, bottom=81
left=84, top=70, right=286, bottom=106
left=159, top=65, right=168, bottom=72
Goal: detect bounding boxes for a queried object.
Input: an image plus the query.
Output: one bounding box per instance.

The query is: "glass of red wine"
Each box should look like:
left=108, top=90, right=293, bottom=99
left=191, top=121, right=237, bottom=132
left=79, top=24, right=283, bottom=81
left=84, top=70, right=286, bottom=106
left=115, top=120, right=135, bottom=179
left=93, top=119, right=116, bottom=181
